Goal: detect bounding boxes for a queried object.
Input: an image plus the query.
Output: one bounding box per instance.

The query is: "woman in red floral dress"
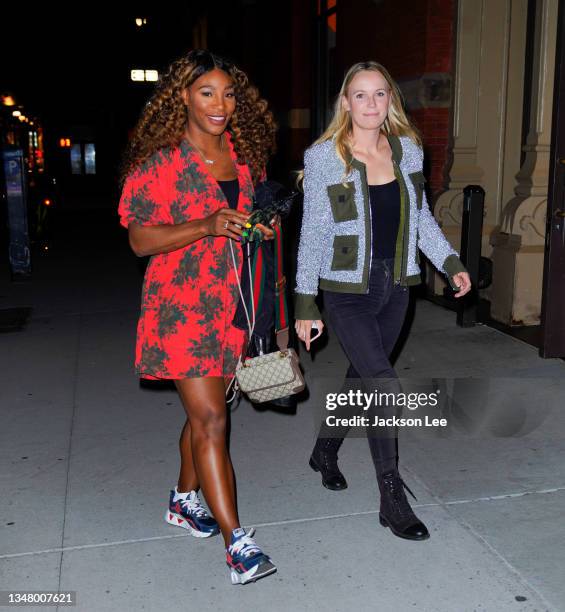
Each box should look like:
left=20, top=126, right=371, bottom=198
left=119, top=50, right=277, bottom=585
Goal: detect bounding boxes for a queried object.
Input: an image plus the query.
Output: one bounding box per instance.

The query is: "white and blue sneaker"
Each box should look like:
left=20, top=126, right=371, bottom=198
left=164, top=487, right=220, bottom=538
left=226, top=527, right=276, bottom=585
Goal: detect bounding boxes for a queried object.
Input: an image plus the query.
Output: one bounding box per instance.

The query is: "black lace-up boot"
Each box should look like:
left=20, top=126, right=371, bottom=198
left=309, top=437, right=348, bottom=491
left=377, top=470, right=429, bottom=540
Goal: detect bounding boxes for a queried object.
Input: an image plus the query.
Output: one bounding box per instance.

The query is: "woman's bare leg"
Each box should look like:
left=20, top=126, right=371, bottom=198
left=175, top=376, right=239, bottom=545
left=178, top=418, right=199, bottom=492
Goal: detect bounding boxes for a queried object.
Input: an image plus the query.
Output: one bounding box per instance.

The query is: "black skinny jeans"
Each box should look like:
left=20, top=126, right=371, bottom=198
left=321, top=257, right=409, bottom=477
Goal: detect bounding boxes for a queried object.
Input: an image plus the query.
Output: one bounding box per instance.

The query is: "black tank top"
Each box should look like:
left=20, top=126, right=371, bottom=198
left=217, top=178, right=239, bottom=209
left=369, top=179, right=400, bottom=259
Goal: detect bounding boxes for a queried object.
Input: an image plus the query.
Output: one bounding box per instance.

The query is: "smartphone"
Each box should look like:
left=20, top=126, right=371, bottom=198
left=310, top=321, right=322, bottom=342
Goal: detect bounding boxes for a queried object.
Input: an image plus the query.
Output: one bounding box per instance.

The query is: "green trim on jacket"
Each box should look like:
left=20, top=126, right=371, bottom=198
left=294, top=134, right=468, bottom=320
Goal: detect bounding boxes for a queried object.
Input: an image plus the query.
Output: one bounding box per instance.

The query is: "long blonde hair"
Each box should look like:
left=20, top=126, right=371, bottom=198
left=298, top=61, right=421, bottom=183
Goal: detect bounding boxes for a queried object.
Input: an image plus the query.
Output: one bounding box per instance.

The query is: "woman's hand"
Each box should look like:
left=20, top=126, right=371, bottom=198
left=251, top=213, right=282, bottom=241
left=452, top=272, right=472, bottom=297
left=254, top=223, right=275, bottom=240
left=295, top=319, right=324, bottom=351
left=244, top=214, right=281, bottom=242
left=201, top=207, right=251, bottom=240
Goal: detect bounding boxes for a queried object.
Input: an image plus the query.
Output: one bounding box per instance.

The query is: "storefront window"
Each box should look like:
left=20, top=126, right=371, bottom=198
left=70, top=143, right=97, bottom=175
left=84, top=143, right=96, bottom=175
left=70, top=145, right=82, bottom=175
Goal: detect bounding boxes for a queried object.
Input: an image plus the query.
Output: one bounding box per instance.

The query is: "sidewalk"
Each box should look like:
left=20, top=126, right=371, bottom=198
left=1, top=223, right=564, bottom=612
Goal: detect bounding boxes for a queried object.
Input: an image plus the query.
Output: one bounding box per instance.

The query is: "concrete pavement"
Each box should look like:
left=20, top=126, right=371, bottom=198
left=1, top=217, right=564, bottom=611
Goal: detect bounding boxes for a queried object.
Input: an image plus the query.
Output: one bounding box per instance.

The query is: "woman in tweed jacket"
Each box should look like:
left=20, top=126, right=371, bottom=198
left=295, top=61, right=471, bottom=541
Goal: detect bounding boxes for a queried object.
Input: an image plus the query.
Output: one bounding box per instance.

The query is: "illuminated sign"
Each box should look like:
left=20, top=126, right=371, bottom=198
left=130, top=69, right=159, bottom=82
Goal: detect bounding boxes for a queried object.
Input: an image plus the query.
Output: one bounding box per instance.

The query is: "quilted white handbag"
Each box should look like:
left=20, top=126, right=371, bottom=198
left=228, top=230, right=305, bottom=403
left=235, top=330, right=305, bottom=403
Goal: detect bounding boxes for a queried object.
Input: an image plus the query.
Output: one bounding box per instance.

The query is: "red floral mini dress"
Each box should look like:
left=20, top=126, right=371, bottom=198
left=118, top=133, right=251, bottom=380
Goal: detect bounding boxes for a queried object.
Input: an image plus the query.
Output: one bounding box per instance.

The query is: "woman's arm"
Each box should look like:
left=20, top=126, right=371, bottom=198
left=128, top=207, right=251, bottom=257
left=417, top=197, right=466, bottom=287
left=414, top=148, right=470, bottom=293
left=418, top=201, right=472, bottom=296
left=294, top=147, right=329, bottom=321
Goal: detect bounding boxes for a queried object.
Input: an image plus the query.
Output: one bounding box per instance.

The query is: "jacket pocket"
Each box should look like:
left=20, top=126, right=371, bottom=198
left=331, top=234, right=359, bottom=271
left=327, top=182, right=358, bottom=222
left=409, top=171, right=426, bottom=210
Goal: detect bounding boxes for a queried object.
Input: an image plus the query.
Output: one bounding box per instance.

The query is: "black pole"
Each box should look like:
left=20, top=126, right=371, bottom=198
left=1, top=147, right=31, bottom=280
left=456, top=185, right=485, bottom=327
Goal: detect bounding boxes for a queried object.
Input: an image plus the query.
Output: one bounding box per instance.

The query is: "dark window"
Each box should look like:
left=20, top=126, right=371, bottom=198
left=313, top=0, right=338, bottom=137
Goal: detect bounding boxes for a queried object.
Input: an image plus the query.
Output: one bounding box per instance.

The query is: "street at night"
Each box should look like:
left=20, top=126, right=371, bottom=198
left=2, top=2, right=565, bottom=611
left=1, top=209, right=564, bottom=609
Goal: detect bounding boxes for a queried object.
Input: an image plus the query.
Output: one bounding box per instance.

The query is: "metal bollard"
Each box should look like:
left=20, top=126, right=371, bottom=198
left=456, top=185, right=485, bottom=327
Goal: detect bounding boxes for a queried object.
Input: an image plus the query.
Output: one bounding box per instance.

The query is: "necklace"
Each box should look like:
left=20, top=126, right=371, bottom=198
left=186, top=134, right=224, bottom=164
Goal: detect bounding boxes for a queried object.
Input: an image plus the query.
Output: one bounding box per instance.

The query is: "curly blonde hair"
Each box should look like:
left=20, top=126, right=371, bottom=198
left=121, top=49, right=277, bottom=185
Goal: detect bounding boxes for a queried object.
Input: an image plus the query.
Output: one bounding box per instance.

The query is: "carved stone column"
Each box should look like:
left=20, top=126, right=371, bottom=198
left=489, top=0, right=558, bottom=325
left=428, top=0, right=528, bottom=296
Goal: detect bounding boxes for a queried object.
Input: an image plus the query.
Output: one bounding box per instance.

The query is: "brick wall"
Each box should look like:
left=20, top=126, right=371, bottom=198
left=337, top=0, right=456, bottom=200
left=420, top=0, right=455, bottom=196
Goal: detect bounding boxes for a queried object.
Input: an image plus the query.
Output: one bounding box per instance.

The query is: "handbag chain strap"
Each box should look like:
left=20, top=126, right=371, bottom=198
left=229, top=239, right=256, bottom=340
left=225, top=226, right=290, bottom=400
left=225, top=239, right=254, bottom=402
